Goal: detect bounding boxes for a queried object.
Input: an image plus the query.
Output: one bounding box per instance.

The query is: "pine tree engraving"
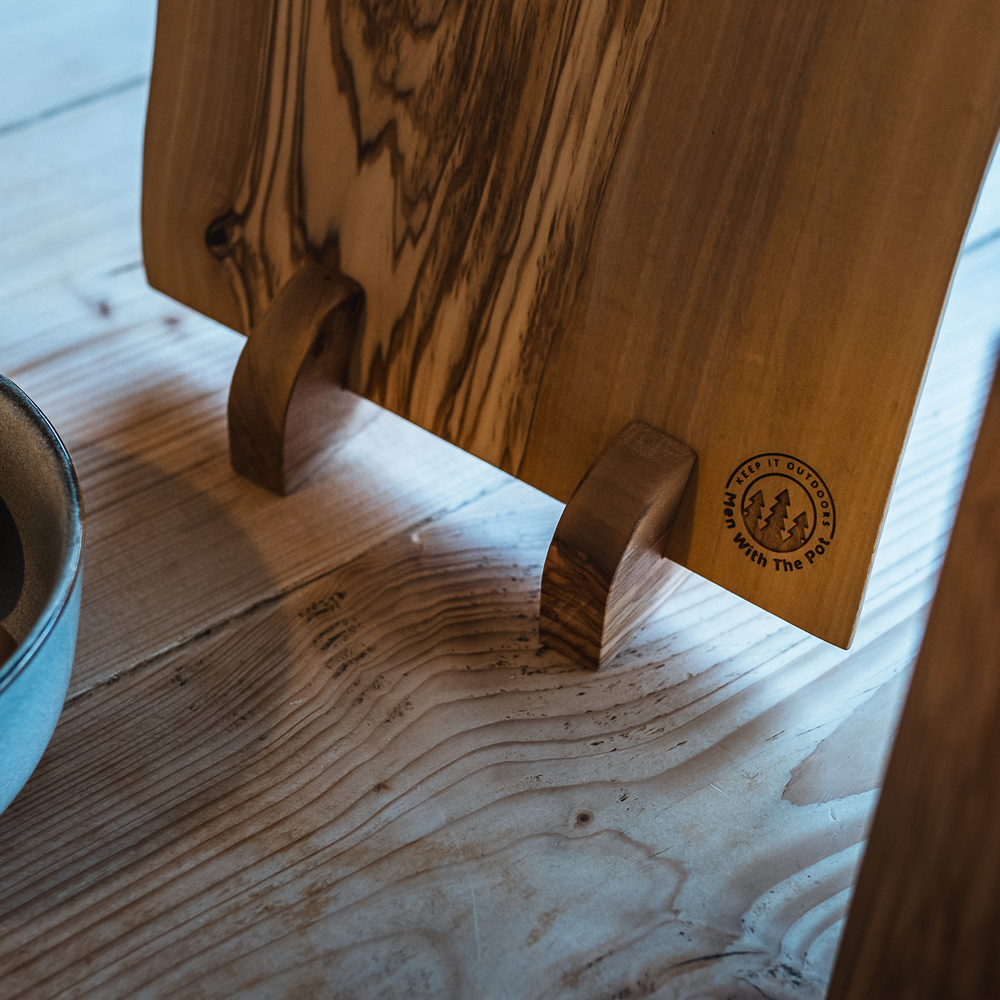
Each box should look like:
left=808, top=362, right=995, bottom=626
left=742, top=490, right=765, bottom=539
left=780, top=510, right=810, bottom=551
left=760, top=490, right=790, bottom=550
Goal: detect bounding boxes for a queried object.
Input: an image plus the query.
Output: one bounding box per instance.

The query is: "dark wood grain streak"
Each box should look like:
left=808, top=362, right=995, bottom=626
left=215, top=0, right=666, bottom=460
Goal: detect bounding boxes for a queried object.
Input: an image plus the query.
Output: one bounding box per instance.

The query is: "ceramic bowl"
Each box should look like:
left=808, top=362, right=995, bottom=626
left=0, top=374, right=83, bottom=814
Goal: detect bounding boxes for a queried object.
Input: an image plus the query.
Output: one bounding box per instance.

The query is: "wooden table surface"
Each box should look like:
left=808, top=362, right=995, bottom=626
left=2, top=4, right=999, bottom=998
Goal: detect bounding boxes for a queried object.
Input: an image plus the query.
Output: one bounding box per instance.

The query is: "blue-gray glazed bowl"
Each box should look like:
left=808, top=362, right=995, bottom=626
left=0, top=374, right=83, bottom=814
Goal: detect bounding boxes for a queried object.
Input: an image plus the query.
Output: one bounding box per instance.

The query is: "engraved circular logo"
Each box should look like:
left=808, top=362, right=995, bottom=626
left=723, top=455, right=836, bottom=573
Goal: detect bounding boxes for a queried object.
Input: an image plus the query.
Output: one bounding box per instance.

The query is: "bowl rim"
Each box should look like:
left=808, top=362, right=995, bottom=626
left=0, top=374, right=84, bottom=694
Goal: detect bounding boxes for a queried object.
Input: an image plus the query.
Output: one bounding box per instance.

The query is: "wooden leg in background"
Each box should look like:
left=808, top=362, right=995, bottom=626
left=826, top=355, right=1000, bottom=998
left=228, top=259, right=368, bottom=495
left=539, top=422, right=696, bottom=670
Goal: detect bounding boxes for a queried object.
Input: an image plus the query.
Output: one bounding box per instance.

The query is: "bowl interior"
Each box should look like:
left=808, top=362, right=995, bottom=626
left=0, top=490, right=24, bottom=623
left=0, top=377, right=81, bottom=681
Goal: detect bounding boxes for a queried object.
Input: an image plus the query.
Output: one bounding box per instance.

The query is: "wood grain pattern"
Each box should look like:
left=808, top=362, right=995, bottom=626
left=6, top=4, right=1000, bottom=994
left=828, top=345, right=1000, bottom=997
left=540, top=422, right=694, bottom=669
left=143, top=0, right=1000, bottom=646
left=0, top=476, right=937, bottom=1000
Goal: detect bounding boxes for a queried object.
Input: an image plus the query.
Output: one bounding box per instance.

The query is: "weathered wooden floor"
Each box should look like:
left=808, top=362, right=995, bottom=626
left=1, top=4, right=999, bottom=998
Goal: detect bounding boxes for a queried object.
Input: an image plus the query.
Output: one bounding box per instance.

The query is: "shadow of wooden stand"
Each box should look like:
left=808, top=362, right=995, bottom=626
left=228, top=257, right=696, bottom=670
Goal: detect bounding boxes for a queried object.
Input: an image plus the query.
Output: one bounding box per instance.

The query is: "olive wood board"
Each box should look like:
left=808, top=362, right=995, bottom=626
left=143, top=0, right=1000, bottom=647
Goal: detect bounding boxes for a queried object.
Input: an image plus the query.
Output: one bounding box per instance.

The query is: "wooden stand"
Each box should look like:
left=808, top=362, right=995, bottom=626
left=227, top=260, right=367, bottom=495
left=231, top=313, right=696, bottom=666
left=539, top=423, right=695, bottom=669
left=224, top=250, right=699, bottom=672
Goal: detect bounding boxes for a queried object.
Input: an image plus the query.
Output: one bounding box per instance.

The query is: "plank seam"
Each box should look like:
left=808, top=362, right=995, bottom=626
left=0, top=74, right=149, bottom=138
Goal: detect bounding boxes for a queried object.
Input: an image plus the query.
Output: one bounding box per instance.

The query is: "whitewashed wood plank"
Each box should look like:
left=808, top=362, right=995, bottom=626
left=0, top=469, right=938, bottom=1000
left=0, top=86, right=150, bottom=359
left=0, top=0, right=154, bottom=134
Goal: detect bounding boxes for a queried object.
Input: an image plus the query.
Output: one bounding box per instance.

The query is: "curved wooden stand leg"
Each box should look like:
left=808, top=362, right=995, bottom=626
left=228, top=259, right=367, bottom=494
left=540, top=422, right=696, bottom=669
